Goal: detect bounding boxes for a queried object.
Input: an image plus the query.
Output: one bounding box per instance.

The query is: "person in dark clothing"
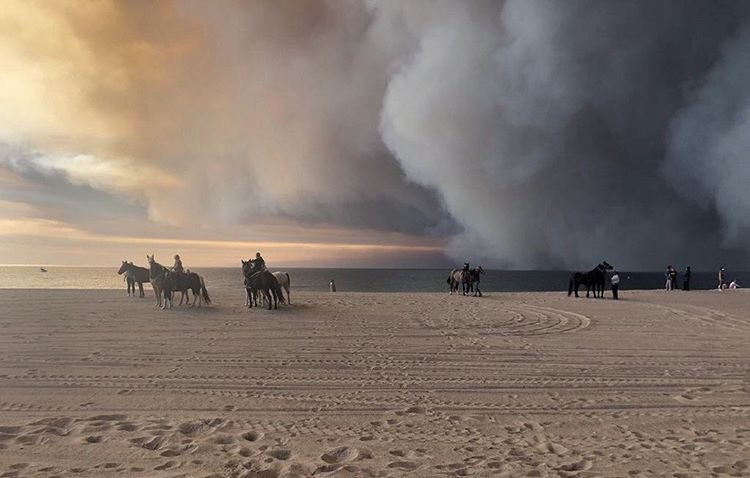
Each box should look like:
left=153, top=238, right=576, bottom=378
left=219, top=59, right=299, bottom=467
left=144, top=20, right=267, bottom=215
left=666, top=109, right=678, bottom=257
left=683, top=266, right=691, bottom=291
left=463, top=262, right=470, bottom=273
left=172, top=254, right=184, bottom=273
left=669, top=266, right=678, bottom=290
left=252, top=252, right=266, bottom=273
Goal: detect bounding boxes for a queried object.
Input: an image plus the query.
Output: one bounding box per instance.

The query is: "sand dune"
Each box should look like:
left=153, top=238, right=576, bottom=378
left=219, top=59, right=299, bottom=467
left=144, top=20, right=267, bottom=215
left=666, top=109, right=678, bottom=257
left=0, top=289, right=748, bottom=477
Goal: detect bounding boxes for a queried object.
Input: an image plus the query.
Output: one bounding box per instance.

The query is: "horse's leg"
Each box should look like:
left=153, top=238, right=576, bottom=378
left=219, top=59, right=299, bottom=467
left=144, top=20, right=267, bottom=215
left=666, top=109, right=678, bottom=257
left=264, top=289, right=272, bottom=310
left=285, top=285, right=291, bottom=305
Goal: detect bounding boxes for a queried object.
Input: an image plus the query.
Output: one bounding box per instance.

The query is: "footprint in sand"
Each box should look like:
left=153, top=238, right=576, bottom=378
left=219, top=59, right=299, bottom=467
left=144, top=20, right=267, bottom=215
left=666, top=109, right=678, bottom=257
left=388, top=461, right=421, bottom=471
left=241, top=431, right=264, bottom=442
left=321, top=446, right=360, bottom=464
left=153, top=460, right=177, bottom=470
left=268, top=448, right=292, bottom=460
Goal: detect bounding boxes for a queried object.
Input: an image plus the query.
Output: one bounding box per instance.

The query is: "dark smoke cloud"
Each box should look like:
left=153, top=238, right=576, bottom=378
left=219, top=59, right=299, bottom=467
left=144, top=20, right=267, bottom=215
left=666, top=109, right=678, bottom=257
left=4, top=0, right=750, bottom=268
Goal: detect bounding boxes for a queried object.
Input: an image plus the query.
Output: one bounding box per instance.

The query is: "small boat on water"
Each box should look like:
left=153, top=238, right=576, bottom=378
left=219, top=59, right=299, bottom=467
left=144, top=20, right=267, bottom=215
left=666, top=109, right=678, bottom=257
left=40, top=267, right=47, bottom=273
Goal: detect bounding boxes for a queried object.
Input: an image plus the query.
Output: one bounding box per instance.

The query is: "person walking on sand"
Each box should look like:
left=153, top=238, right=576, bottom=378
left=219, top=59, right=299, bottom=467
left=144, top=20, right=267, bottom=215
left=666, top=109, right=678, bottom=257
left=718, top=267, right=726, bottom=290
left=683, top=266, right=691, bottom=291
left=610, top=270, right=620, bottom=300
left=669, top=266, right=678, bottom=290
left=329, top=279, right=336, bottom=292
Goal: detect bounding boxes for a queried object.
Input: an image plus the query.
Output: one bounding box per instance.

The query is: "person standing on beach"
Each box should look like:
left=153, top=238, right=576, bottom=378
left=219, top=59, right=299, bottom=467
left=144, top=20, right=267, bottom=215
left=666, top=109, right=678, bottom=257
left=610, top=270, right=620, bottom=300
left=683, top=266, right=691, bottom=291
left=665, top=265, right=674, bottom=291
left=669, top=266, right=678, bottom=291
left=329, top=279, right=336, bottom=292
left=718, top=267, right=726, bottom=290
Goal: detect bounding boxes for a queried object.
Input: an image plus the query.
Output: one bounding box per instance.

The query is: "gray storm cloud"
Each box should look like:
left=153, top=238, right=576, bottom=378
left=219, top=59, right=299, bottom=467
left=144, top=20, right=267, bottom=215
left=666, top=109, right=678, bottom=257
left=4, top=0, right=750, bottom=268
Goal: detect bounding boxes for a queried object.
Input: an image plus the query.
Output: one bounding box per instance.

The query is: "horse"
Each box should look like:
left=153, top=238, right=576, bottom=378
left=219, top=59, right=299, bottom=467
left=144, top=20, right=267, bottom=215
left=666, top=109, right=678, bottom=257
left=272, top=271, right=291, bottom=304
left=169, top=270, right=211, bottom=307
left=146, top=255, right=210, bottom=309
left=147, top=254, right=172, bottom=308
left=447, top=268, right=470, bottom=295
left=117, top=261, right=150, bottom=298
left=568, top=261, right=613, bottom=298
left=467, top=266, right=485, bottom=297
left=242, top=260, right=282, bottom=310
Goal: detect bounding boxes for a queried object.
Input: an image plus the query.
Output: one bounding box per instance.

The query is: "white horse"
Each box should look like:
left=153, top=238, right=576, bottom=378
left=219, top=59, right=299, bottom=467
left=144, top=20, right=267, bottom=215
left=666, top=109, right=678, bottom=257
left=272, top=271, right=291, bottom=304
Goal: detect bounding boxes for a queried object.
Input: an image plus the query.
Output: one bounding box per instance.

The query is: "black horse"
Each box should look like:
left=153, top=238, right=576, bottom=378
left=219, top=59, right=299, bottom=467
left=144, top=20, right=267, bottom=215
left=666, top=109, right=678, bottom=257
left=568, top=261, right=613, bottom=298
left=147, top=255, right=210, bottom=309
left=117, top=261, right=150, bottom=298
left=242, top=260, right=283, bottom=310
left=467, top=266, right=485, bottom=297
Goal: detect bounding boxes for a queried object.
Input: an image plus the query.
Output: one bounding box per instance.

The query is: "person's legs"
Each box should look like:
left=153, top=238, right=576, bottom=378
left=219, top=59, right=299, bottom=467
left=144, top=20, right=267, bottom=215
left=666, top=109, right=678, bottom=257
left=612, top=284, right=618, bottom=300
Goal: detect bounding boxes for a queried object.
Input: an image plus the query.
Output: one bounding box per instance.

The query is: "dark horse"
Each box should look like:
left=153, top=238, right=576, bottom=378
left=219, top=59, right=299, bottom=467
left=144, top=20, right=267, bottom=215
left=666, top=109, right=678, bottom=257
left=242, top=260, right=283, bottom=310
left=568, top=261, right=613, bottom=298
left=117, top=261, right=150, bottom=298
left=147, top=254, right=210, bottom=309
left=447, top=268, right=470, bottom=295
left=467, top=266, right=485, bottom=297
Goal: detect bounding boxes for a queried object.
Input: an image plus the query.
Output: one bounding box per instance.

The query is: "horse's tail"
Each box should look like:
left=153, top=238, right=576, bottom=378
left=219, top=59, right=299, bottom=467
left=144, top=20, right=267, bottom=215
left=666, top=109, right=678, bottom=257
left=447, top=275, right=452, bottom=284
left=285, top=272, right=290, bottom=287
left=568, top=278, right=573, bottom=296
left=199, top=276, right=211, bottom=305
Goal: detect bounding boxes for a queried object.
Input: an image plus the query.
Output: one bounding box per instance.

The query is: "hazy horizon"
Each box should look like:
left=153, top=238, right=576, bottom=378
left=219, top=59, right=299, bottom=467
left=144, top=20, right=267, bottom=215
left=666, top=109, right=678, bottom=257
left=3, top=1, right=750, bottom=270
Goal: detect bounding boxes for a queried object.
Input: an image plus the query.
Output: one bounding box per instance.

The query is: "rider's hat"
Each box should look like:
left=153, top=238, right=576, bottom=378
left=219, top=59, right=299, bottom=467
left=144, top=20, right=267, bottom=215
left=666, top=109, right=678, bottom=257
left=256, top=252, right=261, bottom=258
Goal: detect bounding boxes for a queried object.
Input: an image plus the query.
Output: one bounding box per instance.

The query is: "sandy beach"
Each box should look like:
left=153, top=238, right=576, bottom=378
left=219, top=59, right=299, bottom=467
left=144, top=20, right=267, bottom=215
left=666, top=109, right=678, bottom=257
left=0, top=289, right=748, bottom=477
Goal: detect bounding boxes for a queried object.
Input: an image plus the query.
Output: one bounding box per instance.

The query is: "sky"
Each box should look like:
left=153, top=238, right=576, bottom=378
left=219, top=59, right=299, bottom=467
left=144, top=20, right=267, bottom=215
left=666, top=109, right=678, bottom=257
left=1, top=1, right=750, bottom=269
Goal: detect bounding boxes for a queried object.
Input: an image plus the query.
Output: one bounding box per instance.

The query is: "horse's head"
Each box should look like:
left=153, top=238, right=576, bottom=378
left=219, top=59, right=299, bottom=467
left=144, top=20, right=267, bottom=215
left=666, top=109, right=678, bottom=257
left=602, top=261, right=613, bottom=271
left=147, top=254, right=154, bottom=264
left=476, top=266, right=485, bottom=274
left=241, top=260, right=252, bottom=277
left=117, top=261, right=129, bottom=275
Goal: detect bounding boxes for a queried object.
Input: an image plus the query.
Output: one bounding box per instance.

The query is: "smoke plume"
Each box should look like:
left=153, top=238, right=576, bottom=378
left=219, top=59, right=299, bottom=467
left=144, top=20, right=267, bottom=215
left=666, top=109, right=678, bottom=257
left=2, top=0, right=750, bottom=268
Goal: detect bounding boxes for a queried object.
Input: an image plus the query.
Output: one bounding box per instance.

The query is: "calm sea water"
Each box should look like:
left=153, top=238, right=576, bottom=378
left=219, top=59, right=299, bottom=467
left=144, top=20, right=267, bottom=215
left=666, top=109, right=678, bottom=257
left=0, top=266, right=744, bottom=292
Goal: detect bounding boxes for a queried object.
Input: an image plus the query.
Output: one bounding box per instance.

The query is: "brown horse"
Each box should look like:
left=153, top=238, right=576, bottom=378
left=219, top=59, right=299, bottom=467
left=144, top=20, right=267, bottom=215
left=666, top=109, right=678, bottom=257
left=242, top=260, right=282, bottom=310
left=447, top=269, right=470, bottom=295
left=117, top=261, right=150, bottom=298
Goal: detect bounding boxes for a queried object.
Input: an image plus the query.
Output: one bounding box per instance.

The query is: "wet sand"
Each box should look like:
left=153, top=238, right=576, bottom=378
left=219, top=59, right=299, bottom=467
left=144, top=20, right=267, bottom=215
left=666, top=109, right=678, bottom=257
left=0, top=289, right=748, bottom=477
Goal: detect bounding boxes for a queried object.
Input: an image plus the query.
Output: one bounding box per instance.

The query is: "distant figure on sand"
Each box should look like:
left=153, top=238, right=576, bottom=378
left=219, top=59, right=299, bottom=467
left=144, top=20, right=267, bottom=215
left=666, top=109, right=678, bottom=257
left=329, top=279, right=336, bottom=292
left=683, top=266, right=691, bottom=291
left=718, top=267, right=726, bottom=290
left=729, top=279, right=740, bottom=289
left=665, top=265, right=675, bottom=291
left=172, top=254, right=184, bottom=273
left=610, top=270, right=620, bottom=300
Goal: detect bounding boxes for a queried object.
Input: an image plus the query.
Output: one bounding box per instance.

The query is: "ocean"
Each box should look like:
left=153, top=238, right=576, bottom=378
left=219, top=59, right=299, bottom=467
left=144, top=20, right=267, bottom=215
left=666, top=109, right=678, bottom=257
left=0, top=266, right=743, bottom=292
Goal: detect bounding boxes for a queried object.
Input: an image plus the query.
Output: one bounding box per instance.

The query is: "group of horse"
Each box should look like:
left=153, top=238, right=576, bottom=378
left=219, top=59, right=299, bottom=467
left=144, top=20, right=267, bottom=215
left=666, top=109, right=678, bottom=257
left=241, top=260, right=291, bottom=310
left=568, top=261, right=613, bottom=298
left=117, top=256, right=211, bottom=309
left=447, top=266, right=485, bottom=296
left=117, top=256, right=292, bottom=310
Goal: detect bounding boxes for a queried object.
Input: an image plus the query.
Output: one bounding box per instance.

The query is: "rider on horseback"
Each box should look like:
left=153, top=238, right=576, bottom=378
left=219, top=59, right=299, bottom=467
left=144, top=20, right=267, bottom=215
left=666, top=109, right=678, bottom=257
left=172, top=254, right=184, bottom=273
left=251, top=252, right=267, bottom=273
